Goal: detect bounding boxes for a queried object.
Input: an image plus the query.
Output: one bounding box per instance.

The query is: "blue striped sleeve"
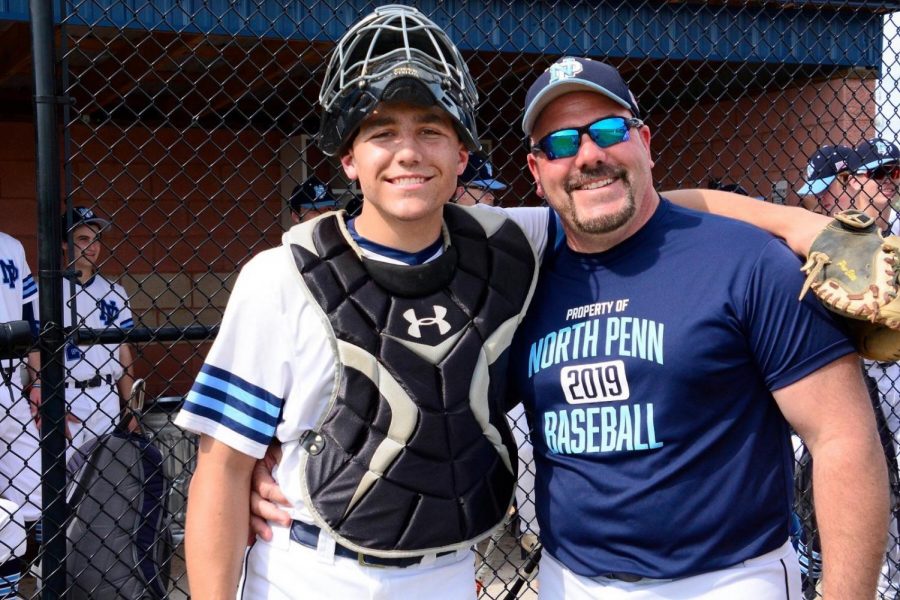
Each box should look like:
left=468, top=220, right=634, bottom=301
left=181, top=363, right=282, bottom=446
left=22, top=274, right=37, bottom=300
left=120, top=318, right=134, bottom=329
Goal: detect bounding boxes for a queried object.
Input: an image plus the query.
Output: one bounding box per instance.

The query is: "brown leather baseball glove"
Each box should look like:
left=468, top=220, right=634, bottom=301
left=841, top=319, right=900, bottom=362
left=800, top=210, right=900, bottom=330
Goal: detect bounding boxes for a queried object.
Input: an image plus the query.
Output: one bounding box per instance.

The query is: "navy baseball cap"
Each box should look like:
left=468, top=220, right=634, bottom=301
left=290, top=176, right=339, bottom=211
left=796, top=145, right=852, bottom=196
left=522, top=57, right=640, bottom=136
left=848, top=138, right=900, bottom=173
left=460, top=153, right=507, bottom=190
left=62, top=206, right=111, bottom=234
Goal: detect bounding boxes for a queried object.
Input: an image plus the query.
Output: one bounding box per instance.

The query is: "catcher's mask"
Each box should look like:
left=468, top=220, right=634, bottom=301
left=317, top=4, right=480, bottom=156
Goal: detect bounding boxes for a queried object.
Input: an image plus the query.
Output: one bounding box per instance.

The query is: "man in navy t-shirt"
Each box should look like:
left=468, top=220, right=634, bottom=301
left=511, top=56, right=889, bottom=599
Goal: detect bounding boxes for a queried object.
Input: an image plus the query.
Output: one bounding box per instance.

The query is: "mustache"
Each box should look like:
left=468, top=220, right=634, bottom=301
left=565, top=165, right=628, bottom=193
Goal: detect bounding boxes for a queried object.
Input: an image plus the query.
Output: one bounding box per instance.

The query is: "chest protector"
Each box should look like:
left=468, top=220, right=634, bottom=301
left=285, top=204, right=538, bottom=557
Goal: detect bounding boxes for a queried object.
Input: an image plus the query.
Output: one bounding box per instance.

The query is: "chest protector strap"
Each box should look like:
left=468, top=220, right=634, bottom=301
left=285, top=204, right=538, bottom=557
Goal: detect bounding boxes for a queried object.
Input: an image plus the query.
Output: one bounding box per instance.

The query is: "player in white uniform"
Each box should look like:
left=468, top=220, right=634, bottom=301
left=177, top=7, right=552, bottom=599
left=843, top=138, right=900, bottom=599
left=792, top=138, right=900, bottom=598
left=0, top=231, right=39, bottom=598
left=61, top=207, right=134, bottom=452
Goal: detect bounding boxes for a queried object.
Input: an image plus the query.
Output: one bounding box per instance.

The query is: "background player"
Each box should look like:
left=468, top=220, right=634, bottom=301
left=287, top=175, right=341, bottom=225
left=840, top=138, right=900, bottom=233
left=796, top=144, right=853, bottom=215
left=455, top=152, right=507, bottom=206
left=0, top=230, right=40, bottom=597
left=842, top=137, right=900, bottom=599
left=59, top=207, right=135, bottom=450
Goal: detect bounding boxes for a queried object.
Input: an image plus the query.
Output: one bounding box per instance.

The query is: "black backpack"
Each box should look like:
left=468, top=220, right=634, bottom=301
left=66, top=425, right=174, bottom=599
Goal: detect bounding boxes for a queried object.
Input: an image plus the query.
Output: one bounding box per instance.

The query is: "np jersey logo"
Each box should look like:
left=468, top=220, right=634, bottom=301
left=403, top=305, right=451, bottom=339
left=98, top=299, right=121, bottom=326
left=0, top=259, right=19, bottom=289
left=560, top=359, right=630, bottom=404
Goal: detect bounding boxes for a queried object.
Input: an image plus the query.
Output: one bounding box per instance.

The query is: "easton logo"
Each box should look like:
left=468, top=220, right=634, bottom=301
left=403, top=306, right=451, bottom=339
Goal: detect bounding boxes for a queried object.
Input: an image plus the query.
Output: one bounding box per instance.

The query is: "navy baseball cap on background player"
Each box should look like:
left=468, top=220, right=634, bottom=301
left=61, top=206, right=111, bottom=234
left=521, top=56, right=641, bottom=136
left=289, top=176, right=340, bottom=212
left=847, top=138, right=900, bottom=173
left=459, top=153, right=507, bottom=190
left=796, top=145, right=852, bottom=196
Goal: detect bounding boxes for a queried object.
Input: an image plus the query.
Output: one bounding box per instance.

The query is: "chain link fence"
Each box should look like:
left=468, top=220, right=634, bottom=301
left=1, top=0, right=899, bottom=598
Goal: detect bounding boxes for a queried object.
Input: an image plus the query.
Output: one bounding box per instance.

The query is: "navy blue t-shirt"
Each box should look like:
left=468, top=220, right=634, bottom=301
left=507, top=199, right=854, bottom=579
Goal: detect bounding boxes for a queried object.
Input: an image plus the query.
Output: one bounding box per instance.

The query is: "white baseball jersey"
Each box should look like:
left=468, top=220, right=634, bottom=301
left=62, top=274, right=132, bottom=446
left=0, top=232, right=41, bottom=524
left=62, top=274, right=132, bottom=382
left=0, top=232, right=37, bottom=316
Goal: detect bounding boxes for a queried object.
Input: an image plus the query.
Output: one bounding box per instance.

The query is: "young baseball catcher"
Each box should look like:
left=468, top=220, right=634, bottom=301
left=176, top=6, right=552, bottom=598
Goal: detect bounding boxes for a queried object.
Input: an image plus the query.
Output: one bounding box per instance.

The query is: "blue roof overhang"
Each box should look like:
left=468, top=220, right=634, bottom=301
left=1, top=1, right=896, bottom=70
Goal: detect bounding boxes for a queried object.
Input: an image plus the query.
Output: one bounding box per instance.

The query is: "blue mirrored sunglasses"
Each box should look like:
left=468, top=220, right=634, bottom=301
left=531, top=116, right=644, bottom=160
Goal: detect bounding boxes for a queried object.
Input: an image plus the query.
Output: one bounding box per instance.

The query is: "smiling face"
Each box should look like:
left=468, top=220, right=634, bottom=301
left=65, top=223, right=102, bottom=281
left=526, top=91, right=657, bottom=253
left=340, top=100, right=468, bottom=251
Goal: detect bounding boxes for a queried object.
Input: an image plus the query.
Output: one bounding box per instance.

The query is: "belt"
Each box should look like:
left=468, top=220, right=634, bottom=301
left=65, top=374, right=113, bottom=389
left=289, top=520, right=455, bottom=568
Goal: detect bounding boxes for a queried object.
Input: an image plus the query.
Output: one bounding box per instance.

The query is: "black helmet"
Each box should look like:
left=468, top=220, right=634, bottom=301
left=317, top=5, right=480, bottom=156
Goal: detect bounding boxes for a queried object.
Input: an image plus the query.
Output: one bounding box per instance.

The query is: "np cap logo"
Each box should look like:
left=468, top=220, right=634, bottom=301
left=548, top=57, right=584, bottom=83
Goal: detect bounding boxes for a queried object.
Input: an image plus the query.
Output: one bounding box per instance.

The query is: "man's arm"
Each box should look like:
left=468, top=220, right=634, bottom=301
left=116, top=343, right=135, bottom=406
left=185, top=434, right=256, bottom=599
left=773, top=354, right=889, bottom=599
left=663, top=189, right=829, bottom=257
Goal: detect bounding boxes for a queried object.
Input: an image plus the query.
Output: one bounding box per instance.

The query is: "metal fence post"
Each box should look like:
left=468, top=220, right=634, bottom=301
left=28, top=1, right=68, bottom=597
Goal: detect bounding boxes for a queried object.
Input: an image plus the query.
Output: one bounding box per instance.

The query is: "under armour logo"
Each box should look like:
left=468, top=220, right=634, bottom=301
left=0, top=260, right=19, bottom=289
left=548, top=57, right=583, bottom=83
left=403, top=306, right=451, bottom=339
left=98, top=299, right=121, bottom=326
